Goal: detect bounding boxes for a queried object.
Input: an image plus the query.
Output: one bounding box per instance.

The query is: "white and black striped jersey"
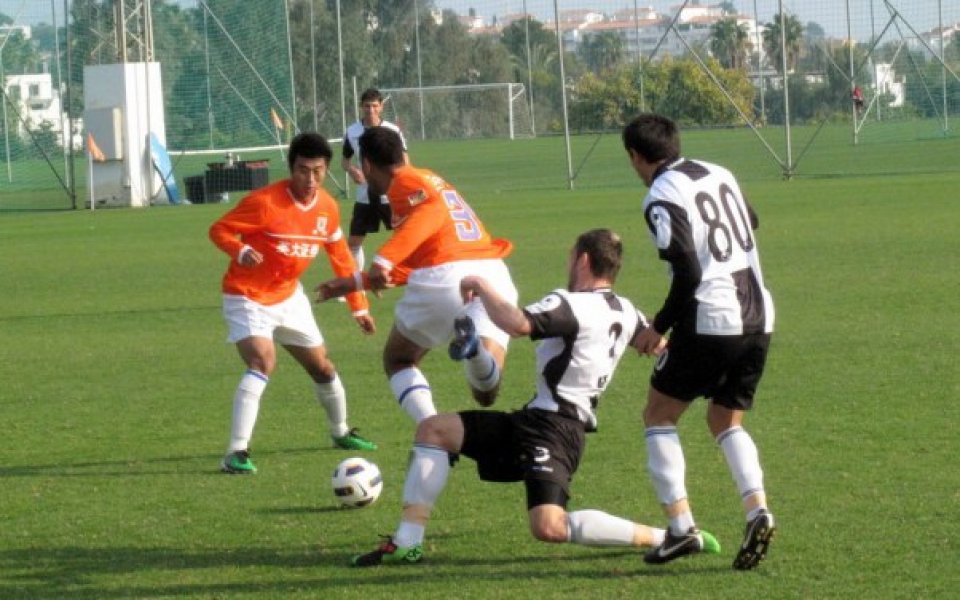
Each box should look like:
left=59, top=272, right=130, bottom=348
left=523, top=288, right=648, bottom=431
left=342, top=119, right=406, bottom=204
left=643, top=158, right=775, bottom=336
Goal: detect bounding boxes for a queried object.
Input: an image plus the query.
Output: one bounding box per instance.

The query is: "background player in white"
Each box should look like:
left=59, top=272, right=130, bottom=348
left=350, top=229, right=720, bottom=566
left=622, top=113, right=776, bottom=569
left=341, top=88, right=408, bottom=270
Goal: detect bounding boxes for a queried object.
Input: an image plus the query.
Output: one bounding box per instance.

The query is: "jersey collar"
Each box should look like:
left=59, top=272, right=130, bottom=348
left=286, top=186, right=318, bottom=211
left=651, top=156, right=683, bottom=183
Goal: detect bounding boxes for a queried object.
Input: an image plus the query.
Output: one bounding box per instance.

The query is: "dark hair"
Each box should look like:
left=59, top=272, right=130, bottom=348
left=621, top=113, right=680, bottom=163
left=358, top=126, right=405, bottom=169
left=575, top=228, right=623, bottom=281
left=360, top=88, right=383, bottom=104
left=287, top=132, right=332, bottom=171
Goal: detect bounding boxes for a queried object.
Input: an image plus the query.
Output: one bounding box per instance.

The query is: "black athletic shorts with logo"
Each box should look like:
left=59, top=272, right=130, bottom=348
left=349, top=200, right=392, bottom=236
left=459, top=408, right=585, bottom=510
left=651, top=332, right=771, bottom=411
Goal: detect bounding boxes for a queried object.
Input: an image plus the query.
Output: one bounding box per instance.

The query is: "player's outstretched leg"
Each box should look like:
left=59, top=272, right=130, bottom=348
left=733, top=509, right=775, bottom=570
left=351, top=536, right=423, bottom=567
left=643, top=527, right=721, bottom=564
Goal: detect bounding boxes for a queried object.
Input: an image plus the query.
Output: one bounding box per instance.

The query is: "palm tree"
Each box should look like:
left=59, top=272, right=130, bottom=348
left=580, top=31, right=624, bottom=73
left=763, top=12, right=804, bottom=74
left=709, top=17, right=751, bottom=70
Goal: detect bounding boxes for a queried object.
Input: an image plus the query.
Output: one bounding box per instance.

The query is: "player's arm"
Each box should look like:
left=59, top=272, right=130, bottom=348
left=322, top=230, right=372, bottom=320
left=460, top=275, right=531, bottom=337
left=644, top=199, right=701, bottom=335
left=209, top=196, right=265, bottom=266
left=341, top=137, right=363, bottom=184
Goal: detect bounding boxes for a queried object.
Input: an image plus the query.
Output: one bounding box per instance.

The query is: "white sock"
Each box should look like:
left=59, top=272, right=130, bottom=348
left=227, top=369, right=268, bottom=453
left=717, top=426, right=766, bottom=512
left=394, top=521, right=425, bottom=549
left=351, top=245, right=365, bottom=271
left=645, top=426, right=693, bottom=532
left=389, top=368, right=436, bottom=422
left=315, top=374, right=349, bottom=438
left=566, top=510, right=636, bottom=546
left=394, top=444, right=450, bottom=547
left=463, top=345, right=500, bottom=392
left=670, top=512, right=695, bottom=535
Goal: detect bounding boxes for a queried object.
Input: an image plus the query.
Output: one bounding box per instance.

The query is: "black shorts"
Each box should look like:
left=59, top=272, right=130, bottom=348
left=651, top=332, right=771, bottom=410
left=349, top=201, right=392, bottom=237
left=459, top=409, right=585, bottom=510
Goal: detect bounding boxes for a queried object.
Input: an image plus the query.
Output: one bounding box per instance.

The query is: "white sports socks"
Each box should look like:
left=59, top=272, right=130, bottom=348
left=463, top=346, right=500, bottom=392
left=351, top=246, right=365, bottom=271
left=389, top=368, right=437, bottom=422
left=394, top=444, right=450, bottom=547
left=227, top=369, right=268, bottom=453
left=645, top=426, right=694, bottom=533
left=315, top=374, right=349, bottom=438
left=566, top=510, right=636, bottom=546
left=717, top=426, right=766, bottom=511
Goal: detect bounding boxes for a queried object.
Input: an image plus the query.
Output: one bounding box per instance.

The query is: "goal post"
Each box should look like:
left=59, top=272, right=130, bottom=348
left=380, top=83, right=533, bottom=141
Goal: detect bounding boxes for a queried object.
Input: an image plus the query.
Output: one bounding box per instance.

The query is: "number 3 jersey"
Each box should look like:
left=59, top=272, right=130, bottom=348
left=643, top=158, right=775, bottom=337
left=373, top=165, right=513, bottom=276
left=523, top=288, right=648, bottom=431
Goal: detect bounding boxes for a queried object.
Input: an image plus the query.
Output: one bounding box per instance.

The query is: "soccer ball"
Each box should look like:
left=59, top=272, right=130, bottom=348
left=331, top=457, right=383, bottom=508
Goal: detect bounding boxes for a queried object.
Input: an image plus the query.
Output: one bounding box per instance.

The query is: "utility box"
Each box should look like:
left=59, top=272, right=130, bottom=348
left=83, top=62, right=167, bottom=208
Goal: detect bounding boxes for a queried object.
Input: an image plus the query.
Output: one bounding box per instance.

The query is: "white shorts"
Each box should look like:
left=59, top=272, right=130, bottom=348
left=222, top=284, right=324, bottom=347
left=395, top=259, right=518, bottom=350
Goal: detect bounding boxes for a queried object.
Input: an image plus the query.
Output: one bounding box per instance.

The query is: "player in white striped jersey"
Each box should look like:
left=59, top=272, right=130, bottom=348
left=351, top=229, right=720, bottom=567
left=341, top=88, right=408, bottom=270
left=623, top=114, right=776, bottom=570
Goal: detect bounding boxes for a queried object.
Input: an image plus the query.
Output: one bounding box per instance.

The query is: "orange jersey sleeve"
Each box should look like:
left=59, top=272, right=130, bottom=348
left=210, top=181, right=366, bottom=312
left=373, top=166, right=512, bottom=273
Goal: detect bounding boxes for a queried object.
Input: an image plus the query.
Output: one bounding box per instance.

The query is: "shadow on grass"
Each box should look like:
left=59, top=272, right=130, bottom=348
left=0, top=544, right=731, bottom=599
left=0, top=446, right=326, bottom=478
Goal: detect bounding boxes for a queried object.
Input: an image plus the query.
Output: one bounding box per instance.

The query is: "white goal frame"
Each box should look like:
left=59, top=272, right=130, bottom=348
left=380, top=83, right=532, bottom=140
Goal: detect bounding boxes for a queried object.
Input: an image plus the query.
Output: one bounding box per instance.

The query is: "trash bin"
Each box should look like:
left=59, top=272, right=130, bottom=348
left=185, top=175, right=206, bottom=204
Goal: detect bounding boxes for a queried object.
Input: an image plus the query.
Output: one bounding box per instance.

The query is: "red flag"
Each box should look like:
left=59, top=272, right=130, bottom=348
left=86, top=132, right=106, bottom=162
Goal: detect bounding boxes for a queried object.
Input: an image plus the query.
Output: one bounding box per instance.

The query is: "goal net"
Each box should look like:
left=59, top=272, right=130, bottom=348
left=381, top=83, right=533, bottom=140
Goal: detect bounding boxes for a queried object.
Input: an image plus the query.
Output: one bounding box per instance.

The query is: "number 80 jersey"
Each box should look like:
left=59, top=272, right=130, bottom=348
left=643, top=158, right=775, bottom=336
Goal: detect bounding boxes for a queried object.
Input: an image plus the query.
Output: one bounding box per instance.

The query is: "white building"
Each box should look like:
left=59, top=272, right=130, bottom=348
left=874, top=63, right=905, bottom=107
left=3, top=71, right=81, bottom=149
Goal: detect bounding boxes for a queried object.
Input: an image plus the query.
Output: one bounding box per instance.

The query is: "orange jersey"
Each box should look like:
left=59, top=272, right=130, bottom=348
left=374, top=166, right=512, bottom=274
left=210, top=179, right=368, bottom=313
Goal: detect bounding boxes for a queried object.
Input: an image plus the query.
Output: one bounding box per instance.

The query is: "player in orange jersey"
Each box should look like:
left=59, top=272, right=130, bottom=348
left=317, top=126, right=518, bottom=423
left=209, top=132, right=377, bottom=475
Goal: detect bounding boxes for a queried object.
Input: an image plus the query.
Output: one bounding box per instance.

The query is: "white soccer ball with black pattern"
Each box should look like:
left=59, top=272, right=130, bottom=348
left=331, top=457, right=383, bottom=508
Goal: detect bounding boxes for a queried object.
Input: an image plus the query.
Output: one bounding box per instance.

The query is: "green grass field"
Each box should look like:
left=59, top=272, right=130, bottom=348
left=1, top=127, right=959, bottom=598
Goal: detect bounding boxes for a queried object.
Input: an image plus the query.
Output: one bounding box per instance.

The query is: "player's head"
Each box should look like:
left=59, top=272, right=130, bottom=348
left=622, top=114, right=679, bottom=186
left=359, top=126, right=405, bottom=169
left=621, top=113, right=680, bottom=161
left=287, top=132, right=332, bottom=172
left=360, top=88, right=385, bottom=125
left=360, top=88, right=384, bottom=104
left=570, top=228, right=623, bottom=289
left=287, top=133, right=332, bottom=201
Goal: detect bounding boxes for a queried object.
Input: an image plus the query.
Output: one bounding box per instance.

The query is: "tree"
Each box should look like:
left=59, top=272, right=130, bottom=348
left=579, top=31, right=625, bottom=73
left=763, top=12, right=803, bottom=74
left=570, top=57, right=753, bottom=129
left=718, top=1, right=737, bottom=16
left=709, top=17, right=751, bottom=70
